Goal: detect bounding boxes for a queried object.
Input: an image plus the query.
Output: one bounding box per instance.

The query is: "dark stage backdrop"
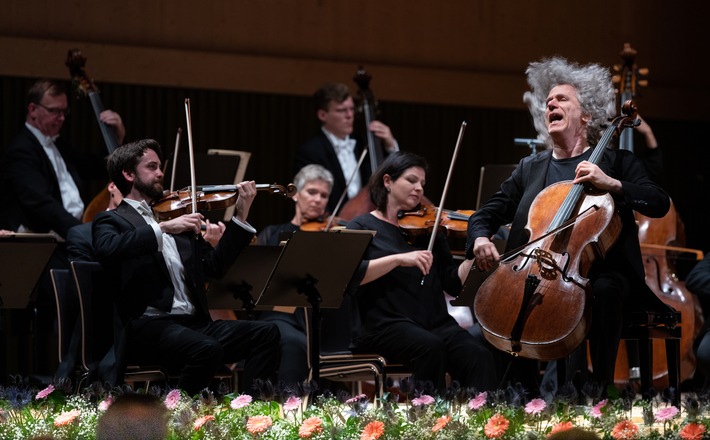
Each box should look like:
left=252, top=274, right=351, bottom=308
left=2, top=75, right=708, bottom=254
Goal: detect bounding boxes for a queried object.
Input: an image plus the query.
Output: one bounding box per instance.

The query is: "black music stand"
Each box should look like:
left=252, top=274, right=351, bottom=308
left=0, top=233, right=58, bottom=384
left=0, top=234, right=58, bottom=309
left=255, top=230, right=374, bottom=387
left=207, top=245, right=283, bottom=319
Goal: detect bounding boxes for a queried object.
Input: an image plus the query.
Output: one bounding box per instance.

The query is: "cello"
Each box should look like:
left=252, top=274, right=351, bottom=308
left=610, top=43, right=704, bottom=387
left=473, top=102, right=641, bottom=360
left=65, top=49, right=121, bottom=222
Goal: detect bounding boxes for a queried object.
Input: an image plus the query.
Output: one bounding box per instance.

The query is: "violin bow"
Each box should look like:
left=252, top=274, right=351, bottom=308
left=184, top=99, right=198, bottom=215
left=169, top=127, right=182, bottom=193
left=422, top=121, right=467, bottom=285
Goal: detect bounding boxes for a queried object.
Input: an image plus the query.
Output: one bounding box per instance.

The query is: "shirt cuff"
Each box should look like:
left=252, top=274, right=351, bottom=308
left=386, top=139, right=400, bottom=153
left=231, top=217, right=257, bottom=234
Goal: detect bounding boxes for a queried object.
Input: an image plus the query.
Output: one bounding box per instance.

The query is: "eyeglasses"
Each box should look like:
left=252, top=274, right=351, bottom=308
left=36, top=103, right=70, bottom=117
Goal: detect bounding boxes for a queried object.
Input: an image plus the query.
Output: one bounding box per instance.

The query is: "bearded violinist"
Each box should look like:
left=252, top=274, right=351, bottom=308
left=467, top=57, right=670, bottom=393
left=92, top=139, right=280, bottom=396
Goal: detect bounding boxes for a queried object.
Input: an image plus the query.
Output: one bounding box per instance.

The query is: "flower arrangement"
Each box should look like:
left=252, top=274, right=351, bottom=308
left=2, top=377, right=710, bottom=440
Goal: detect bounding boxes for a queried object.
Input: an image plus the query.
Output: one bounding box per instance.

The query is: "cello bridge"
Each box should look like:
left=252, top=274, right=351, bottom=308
left=532, top=248, right=560, bottom=280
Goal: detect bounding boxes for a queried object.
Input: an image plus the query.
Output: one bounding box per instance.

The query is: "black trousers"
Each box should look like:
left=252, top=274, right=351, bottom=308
left=128, top=315, right=280, bottom=397
left=354, top=319, right=497, bottom=393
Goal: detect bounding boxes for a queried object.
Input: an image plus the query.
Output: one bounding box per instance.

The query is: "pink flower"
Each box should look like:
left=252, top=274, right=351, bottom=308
left=655, top=406, right=679, bottom=421
left=230, top=394, right=253, bottom=409
left=346, top=393, right=368, bottom=404
left=53, top=409, right=81, bottom=427
left=468, top=392, right=488, bottom=410
left=36, top=384, right=55, bottom=400
left=589, top=399, right=608, bottom=418
left=298, top=416, right=323, bottom=438
left=164, top=389, right=181, bottom=410
left=98, top=395, right=114, bottom=412
left=246, top=415, right=273, bottom=435
left=525, top=398, right=546, bottom=415
left=432, top=415, right=451, bottom=432
left=611, top=420, right=639, bottom=440
left=411, top=394, right=435, bottom=406
left=193, top=414, right=215, bottom=431
left=283, top=395, right=302, bottom=412
left=680, top=423, right=706, bottom=440
left=484, top=413, right=510, bottom=439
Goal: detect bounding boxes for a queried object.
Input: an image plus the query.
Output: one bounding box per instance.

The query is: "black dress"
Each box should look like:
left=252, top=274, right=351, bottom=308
left=347, top=213, right=496, bottom=392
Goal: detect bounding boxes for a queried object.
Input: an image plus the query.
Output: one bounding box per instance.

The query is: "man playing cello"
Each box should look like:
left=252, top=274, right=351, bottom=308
left=467, top=57, right=670, bottom=394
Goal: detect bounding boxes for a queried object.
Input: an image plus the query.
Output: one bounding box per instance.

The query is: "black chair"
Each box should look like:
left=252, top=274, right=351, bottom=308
left=50, top=268, right=81, bottom=385
left=71, top=260, right=235, bottom=392
left=621, top=304, right=681, bottom=402
left=70, top=261, right=167, bottom=390
left=310, top=297, right=411, bottom=399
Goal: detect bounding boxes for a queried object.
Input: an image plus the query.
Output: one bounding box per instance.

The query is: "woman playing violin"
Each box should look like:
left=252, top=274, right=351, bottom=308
left=468, top=57, right=671, bottom=394
left=347, top=151, right=497, bottom=393
left=255, top=164, right=334, bottom=245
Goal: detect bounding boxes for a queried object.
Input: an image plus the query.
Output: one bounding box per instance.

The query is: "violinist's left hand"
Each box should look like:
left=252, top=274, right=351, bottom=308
left=234, top=181, right=257, bottom=223
left=573, top=161, right=622, bottom=194
left=369, top=121, right=397, bottom=151
left=99, top=110, right=126, bottom=144
left=202, top=219, right=226, bottom=247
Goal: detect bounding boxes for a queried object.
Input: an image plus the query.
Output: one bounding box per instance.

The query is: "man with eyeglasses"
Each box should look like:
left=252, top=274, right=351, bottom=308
left=1, top=79, right=125, bottom=238
left=0, top=78, right=125, bottom=381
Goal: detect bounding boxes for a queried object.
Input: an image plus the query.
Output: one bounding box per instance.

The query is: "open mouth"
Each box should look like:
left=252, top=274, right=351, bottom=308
left=548, top=113, right=563, bottom=124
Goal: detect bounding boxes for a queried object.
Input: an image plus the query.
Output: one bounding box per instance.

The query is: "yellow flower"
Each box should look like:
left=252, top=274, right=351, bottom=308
left=247, top=415, right=273, bottom=435
left=432, top=415, right=451, bottom=432
left=298, top=416, right=323, bottom=438
left=484, top=413, right=510, bottom=439
left=361, top=420, right=385, bottom=440
left=611, top=420, right=639, bottom=440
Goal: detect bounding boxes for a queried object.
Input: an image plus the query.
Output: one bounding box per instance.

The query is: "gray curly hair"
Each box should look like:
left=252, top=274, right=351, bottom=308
left=523, top=56, right=615, bottom=149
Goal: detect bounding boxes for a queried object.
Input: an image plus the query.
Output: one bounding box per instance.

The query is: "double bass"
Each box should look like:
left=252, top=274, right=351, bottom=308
left=610, top=43, right=704, bottom=387
left=338, top=67, right=384, bottom=221
left=65, top=49, right=120, bottom=223
left=338, top=67, right=434, bottom=221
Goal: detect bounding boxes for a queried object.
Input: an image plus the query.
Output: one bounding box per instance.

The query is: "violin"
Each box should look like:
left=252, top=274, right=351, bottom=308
left=299, top=215, right=348, bottom=232
left=152, top=183, right=296, bottom=221
left=397, top=205, right=474, bottom=240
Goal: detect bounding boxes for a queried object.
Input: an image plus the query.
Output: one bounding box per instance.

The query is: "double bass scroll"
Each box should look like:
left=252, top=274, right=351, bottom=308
left=65, top=49, right=121, bottom=223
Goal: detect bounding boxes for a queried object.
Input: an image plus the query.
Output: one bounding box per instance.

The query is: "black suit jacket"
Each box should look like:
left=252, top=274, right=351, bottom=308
left=0, top=126, right=86, bottom=238
left=468, top=148, right=670, bottom=304
left=293, top=131, right=371, bottom=213
left=93, top=201, right=254, bottom=324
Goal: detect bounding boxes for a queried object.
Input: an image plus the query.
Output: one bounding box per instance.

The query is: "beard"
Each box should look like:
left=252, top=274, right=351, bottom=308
left=135, top=177, right=164, bottom=202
